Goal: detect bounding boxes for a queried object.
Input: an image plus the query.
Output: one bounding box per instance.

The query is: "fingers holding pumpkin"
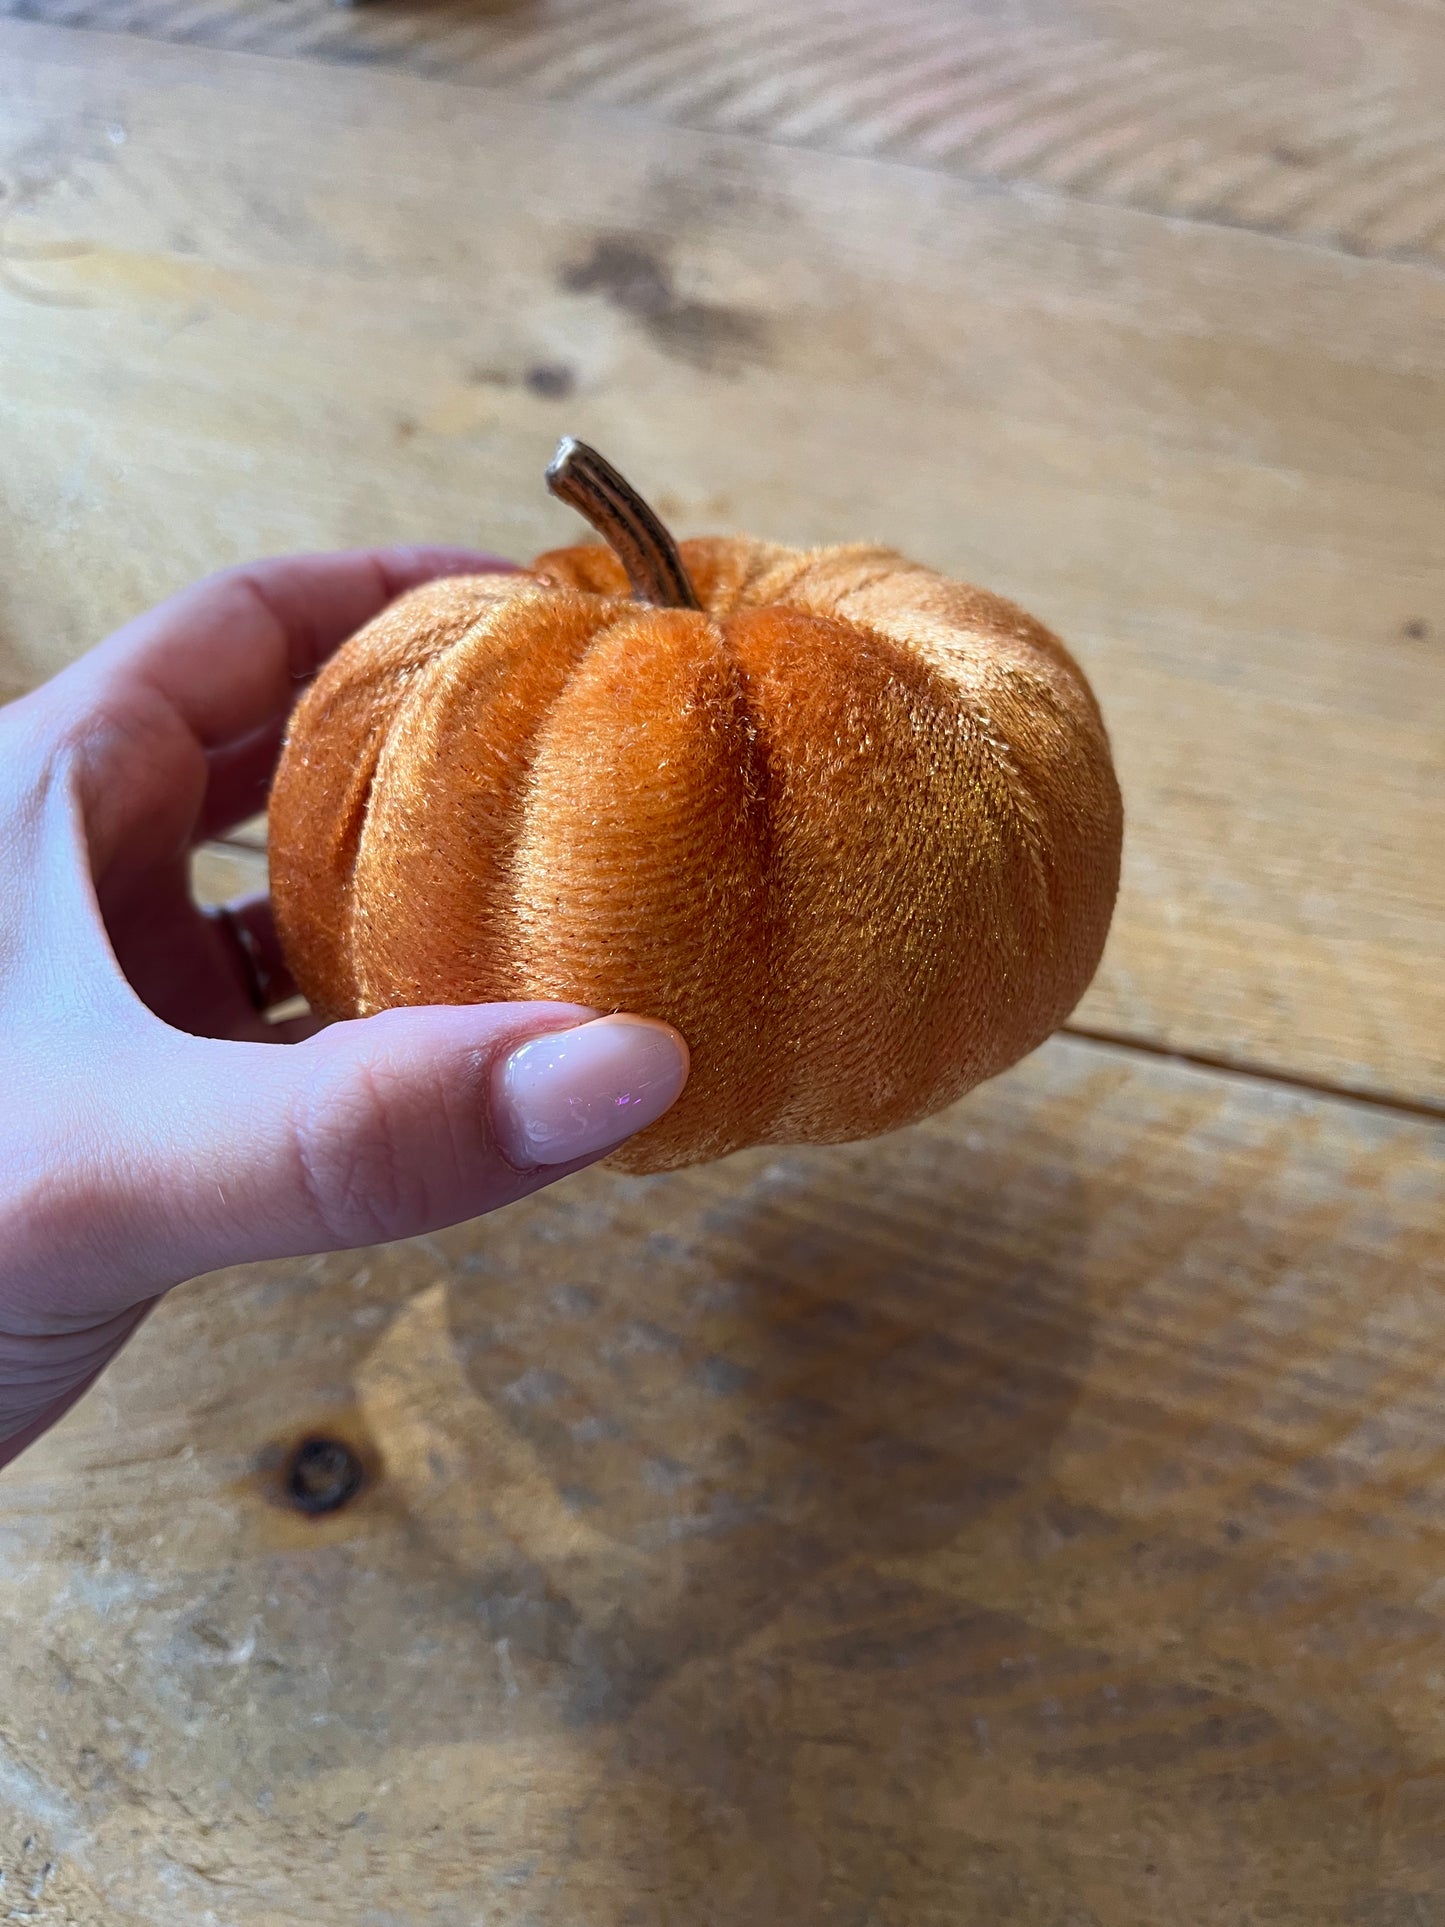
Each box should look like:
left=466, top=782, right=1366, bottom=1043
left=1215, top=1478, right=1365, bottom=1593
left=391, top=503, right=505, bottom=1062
left=132, top=1005, right=690, bottom=1278
left=78, top=546, right=520, bottom=752
left=59, top=547, right=522, bottom=882
left=189, top=552, right=531, bottom=839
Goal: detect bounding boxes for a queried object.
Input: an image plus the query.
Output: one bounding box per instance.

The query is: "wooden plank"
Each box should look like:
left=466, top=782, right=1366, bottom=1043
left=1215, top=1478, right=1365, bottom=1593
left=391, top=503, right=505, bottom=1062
left=1, top=1037, right=1441, bottom=1923
left=8, top=0, right=1445, bottom=265
left=0, top=23, right=1440, bottom=1107
left=190, top=839, right=265, bottom=907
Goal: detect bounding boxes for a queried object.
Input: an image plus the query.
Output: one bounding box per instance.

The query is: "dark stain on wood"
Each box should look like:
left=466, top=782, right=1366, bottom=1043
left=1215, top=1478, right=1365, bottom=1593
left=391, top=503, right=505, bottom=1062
left=561, top=233, right=770, bottom=374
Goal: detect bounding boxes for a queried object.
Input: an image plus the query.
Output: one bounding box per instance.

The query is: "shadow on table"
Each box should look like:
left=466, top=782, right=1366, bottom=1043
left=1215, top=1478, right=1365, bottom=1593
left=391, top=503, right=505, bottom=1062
left=438, top=1110, right=1098, bottom=1923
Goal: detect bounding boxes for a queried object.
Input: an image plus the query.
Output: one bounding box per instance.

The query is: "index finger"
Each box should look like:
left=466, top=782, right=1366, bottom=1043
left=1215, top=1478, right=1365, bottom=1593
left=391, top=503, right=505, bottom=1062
left=71, top=545, right=518, bottom=751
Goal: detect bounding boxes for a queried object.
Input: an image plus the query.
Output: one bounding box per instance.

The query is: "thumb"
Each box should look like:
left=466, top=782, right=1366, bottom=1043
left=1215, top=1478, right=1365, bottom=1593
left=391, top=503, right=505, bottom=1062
left=149, top=1005, right=690, bottom=1275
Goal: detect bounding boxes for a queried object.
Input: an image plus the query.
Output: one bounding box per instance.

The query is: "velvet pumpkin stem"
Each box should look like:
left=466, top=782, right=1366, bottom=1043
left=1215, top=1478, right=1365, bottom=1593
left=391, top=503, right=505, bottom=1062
left=546, top=437, right=702, bottom=612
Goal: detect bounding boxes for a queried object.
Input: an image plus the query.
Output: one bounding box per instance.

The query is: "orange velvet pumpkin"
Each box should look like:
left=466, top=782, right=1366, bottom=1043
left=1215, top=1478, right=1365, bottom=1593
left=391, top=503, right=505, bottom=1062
left=269, top=441, right=1122, bottom=1172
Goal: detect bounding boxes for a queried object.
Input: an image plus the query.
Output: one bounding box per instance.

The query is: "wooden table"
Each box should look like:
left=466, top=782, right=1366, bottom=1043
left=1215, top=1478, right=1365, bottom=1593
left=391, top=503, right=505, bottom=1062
left=0, top=8, right=1441, bottom=1922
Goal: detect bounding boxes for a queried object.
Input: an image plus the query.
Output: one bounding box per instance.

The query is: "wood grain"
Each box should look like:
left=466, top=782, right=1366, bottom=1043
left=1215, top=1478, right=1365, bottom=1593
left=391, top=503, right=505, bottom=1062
left=5, top=28, right=1444, bottom=1921
left=1, top=18, right=1439, bottom=1927
left=1, top=1036, right=1441, bottom=1923
left=7, top=0, right=1445, bottom=266
left=0, top=22, right=1439, bottom=1107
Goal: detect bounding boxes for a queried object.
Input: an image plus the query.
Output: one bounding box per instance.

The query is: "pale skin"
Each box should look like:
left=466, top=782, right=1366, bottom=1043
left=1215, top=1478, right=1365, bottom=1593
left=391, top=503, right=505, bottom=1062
left=0, top=549, right=689, bottom=1469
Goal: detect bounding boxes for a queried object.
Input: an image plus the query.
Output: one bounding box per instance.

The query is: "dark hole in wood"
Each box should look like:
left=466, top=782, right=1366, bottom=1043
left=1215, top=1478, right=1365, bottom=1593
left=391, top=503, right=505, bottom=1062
left=285, top=1436, right=365, bottom=1515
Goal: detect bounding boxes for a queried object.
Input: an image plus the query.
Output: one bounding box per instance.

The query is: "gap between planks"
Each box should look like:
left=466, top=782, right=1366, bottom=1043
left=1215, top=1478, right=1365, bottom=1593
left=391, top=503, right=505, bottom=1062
left=1063, top=1026, right=1445, bottom=1128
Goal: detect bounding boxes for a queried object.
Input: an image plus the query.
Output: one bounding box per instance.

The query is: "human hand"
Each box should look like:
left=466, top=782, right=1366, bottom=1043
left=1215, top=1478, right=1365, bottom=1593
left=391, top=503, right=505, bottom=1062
left=0, top=550, right=689, bottom=1467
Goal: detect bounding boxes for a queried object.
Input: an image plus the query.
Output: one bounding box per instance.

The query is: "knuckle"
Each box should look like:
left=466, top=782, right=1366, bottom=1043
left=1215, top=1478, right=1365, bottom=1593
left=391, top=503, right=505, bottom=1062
left=288, top=1050, right=430, bottom=1248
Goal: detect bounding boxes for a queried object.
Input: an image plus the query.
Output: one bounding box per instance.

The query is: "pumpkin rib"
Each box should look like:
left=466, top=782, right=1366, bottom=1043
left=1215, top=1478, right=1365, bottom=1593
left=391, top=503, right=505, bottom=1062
left=721, top=608, right=953, bottom=1142
left=360, top=587, right=640, bottom=1010
left=854, top=595, right=1109, bottom=1092
left=270, top=575, right=523, bottom=1015
left=343, top=592, right=535, bottom=1007
left=717, top=564, right=1042, bottom=1145
left=503, top=596, right=685, bottom=994
left=776, top=590, right=1062, bottom=999
left=823, top=589, right=1081, bottom=967
left=753, top=557, right=1069, bottom=946
left=508, top=602, right=786, bottom=1170
left=347, top=632, right=462, bottom=1011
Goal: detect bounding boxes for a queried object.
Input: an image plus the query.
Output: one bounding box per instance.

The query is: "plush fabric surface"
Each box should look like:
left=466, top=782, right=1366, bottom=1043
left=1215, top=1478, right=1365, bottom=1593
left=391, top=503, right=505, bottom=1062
left=268, top=537, right=1123, bottom=1171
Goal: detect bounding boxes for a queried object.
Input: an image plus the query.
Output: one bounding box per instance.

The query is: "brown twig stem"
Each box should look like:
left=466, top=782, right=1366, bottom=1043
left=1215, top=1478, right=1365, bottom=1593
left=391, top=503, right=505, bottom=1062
left=545, top=437, right=701, bottom=611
